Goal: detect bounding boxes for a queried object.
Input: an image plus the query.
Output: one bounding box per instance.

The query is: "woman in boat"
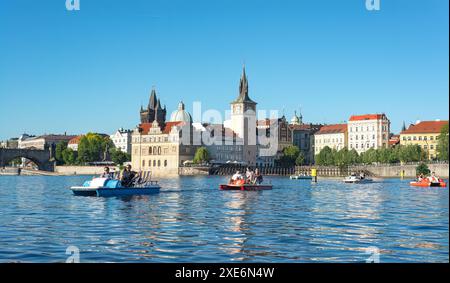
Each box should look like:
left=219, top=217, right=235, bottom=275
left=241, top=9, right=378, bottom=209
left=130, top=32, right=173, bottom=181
left=99, top=166, right=114, bottom=179
left=121, top=165, right=136, bottom=187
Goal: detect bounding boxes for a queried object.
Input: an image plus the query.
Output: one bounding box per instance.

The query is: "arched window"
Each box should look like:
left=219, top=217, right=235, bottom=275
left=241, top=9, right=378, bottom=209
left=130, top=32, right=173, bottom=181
left=149, top=147, right=152, bottom=154
left=158, top=146, right=162, bottom=155
left=158, top=160, right=161, bottom=167
left=164, top=160, right=167, bottom=167
left=153, top=146, right=157, bottom=155
left=153, top=160, right=156, bottom=167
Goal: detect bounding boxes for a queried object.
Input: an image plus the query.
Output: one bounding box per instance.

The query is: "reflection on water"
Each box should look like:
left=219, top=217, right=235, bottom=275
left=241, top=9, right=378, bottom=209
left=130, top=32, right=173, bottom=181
left=0, top=175, right=448, bottom=262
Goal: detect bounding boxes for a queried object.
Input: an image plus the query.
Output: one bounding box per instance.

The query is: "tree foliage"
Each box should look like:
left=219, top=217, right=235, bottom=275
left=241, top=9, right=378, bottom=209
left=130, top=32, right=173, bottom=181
left=416, top=163, right=431, bottom=176
left=55, top=141, right=68, bottom=165
left=437, top=123, right=449, bottom=161
left=315, top=145, right=427, bottom=166
left=110, top=148, right=131, bottom=165
left=193, top=147, right=210, bottom=164
left=278, top=145, right=300, bottom=166
left=61, top=148, right=77, bottom=165
left=77, top=133, right=114, bottom=164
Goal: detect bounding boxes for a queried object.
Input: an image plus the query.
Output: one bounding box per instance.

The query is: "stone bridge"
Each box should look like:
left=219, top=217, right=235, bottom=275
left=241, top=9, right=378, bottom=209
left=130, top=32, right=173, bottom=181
left=0, top=147, right=55, bottom=171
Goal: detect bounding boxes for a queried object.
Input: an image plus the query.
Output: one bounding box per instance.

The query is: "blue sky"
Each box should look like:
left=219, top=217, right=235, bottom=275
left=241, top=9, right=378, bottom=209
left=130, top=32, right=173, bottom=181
left=0, top=0, right=448, bottom=140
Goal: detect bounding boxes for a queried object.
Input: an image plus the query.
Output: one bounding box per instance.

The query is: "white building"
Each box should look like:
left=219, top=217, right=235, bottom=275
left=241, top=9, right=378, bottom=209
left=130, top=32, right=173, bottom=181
left=347, top=114, right=390, bottom=154
left=314, top=124, right=348, bottom=154
left=110, top=128, right=133, bottom=154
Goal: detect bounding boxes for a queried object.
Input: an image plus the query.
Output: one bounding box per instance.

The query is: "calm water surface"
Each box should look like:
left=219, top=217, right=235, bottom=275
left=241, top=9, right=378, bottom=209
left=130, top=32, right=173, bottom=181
left=0, top=175, right=448, bottom=262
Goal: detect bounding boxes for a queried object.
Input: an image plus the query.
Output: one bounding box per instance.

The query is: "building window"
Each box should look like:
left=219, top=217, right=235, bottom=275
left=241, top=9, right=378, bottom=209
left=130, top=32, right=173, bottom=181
left=153, top=160, right=156, bottom=167
left=158, top=160, right=161, bottom=167
left=424, top=145, right=428, bottom=149
left=418, top=136, right=422, bottom=141
left=413, top=136, right=417, bottom=141
left=430, top=145, right=434, bottom=150
left=158, top=146, right=162, bottom=155
left=430, top=136, right=434, bottom=141
left=142, top=160, right=145, bottom=167
left=149, top=147, right=152, bottom=155
left=164, top=160, right=168, bottom=167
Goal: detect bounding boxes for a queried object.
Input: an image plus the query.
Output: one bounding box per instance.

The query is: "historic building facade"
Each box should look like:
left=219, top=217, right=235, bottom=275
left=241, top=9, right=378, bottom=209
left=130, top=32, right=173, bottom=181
left=400, top=120, right=448, bottom=160
left=347, top=114, right=390, bottom=154
left=131, top=92, right=197, bottom=175
left=314, top=124, right=348, bottom=154
left=256, top=116, right=292, bottom=166
left=110, top=128, right=133, bottom=154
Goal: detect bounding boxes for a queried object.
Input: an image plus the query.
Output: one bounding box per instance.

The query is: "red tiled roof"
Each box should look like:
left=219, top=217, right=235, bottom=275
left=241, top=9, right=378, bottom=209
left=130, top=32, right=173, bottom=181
left=163, top=121, right=184, bottom=134
left=400, top=121, right=448, bottom=135
left=349, top=114, right=386, bottom=121
left=388, top=135, right=400, bottom=145
left=315, top=124, right=347, bottom=135
left=139, top=122, right=184, bottom=135
left=68, top=135, right=83, bottom=145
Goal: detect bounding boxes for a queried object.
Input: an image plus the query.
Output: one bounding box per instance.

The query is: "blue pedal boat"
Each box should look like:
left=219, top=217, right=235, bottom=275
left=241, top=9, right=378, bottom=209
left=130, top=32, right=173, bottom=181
left=70, top=177, right=160, bottom=197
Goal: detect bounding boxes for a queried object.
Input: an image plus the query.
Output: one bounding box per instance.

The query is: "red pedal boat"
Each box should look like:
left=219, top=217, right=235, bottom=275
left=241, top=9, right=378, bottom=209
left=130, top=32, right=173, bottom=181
left=220, top=179, right=273, bottom=191
left=410, top=179, right=447, bottom=188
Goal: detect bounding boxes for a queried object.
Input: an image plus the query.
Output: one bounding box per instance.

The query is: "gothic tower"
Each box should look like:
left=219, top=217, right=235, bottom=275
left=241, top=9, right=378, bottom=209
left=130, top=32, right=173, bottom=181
left=230, top=66, right=257, bottom=140
left=140, top=87, right=167, bottom=127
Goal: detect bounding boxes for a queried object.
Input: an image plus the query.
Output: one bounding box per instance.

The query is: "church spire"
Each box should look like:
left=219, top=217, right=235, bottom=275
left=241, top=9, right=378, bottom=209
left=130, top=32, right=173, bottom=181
left=149, top=87, right=157, bottom=110
left=231, top=65, right=256, bottom=104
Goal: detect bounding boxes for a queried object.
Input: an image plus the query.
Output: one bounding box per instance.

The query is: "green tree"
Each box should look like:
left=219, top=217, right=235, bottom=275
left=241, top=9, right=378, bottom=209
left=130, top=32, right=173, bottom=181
left=315, top=146, right=334, bottom=166
left=193, top=147, right=210, bottom=164
left=398, top=145, right=426, bottom=163
left=110, top=149, right=131, bottom=165
left=437, top=123, right=449, bottom=161
left=416, top=162, right=430, bottom=176
left=77, top=133, right=114, bottom=164
left=55, top=141, right=68, bottom=165
left=295, top=151, right=306, bottom=166
left=62, top=148, right=77, bottom=165
left=279, top=145, right=300, bottom=166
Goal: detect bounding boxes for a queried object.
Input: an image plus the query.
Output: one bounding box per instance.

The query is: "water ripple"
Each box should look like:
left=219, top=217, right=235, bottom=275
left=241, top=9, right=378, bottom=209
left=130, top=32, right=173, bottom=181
left=0, top=175, right=448, bottom=262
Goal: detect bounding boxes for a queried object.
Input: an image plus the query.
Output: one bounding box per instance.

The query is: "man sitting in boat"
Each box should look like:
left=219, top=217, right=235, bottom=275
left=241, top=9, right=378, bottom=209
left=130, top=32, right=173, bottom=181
left=99, top=166, right=114, bottom=179
left=121, top=165, right=136, bottom=187
left=253, top=168, right=263, bottom=184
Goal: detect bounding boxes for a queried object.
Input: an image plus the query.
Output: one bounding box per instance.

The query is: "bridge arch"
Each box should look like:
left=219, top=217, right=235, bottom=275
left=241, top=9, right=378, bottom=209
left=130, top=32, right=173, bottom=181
left=0, top=148, right=55, bottom=171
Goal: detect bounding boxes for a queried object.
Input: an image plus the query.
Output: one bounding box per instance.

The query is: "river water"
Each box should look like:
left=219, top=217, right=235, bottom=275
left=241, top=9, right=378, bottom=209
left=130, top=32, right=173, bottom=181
left=0, top=175, right=448, bottom=262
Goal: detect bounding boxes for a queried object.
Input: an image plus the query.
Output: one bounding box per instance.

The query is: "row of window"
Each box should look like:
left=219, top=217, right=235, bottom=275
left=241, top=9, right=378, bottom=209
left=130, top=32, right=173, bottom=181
left=316, top=138, right=344, bottom=144
left=402, top=136, right=438, bottom=141
left=350, top=134, right=387, bottom=141
left=350, top=143, right=375, bottom=149
left=142, top=159, right=168, bottom=168
left=349, top=125, right=388, bottom=132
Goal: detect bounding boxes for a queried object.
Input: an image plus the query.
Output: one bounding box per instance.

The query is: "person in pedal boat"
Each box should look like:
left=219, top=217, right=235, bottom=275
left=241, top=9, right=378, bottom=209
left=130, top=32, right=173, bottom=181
left=427, top=172, right=440, bottom=184
left=99, top=166, right=114, bottom=179
left=253, top=168, right=263, bottom=184
left=230, top=171, right=244, bottom=184
left=121, top=165, right=136, bottom=187
left=245, top=167, right=255, bottom=184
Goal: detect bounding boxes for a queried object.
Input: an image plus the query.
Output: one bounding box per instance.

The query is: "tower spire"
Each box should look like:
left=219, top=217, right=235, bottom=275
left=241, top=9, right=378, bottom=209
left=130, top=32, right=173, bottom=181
left=232, top=65, right=256, bottom=104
